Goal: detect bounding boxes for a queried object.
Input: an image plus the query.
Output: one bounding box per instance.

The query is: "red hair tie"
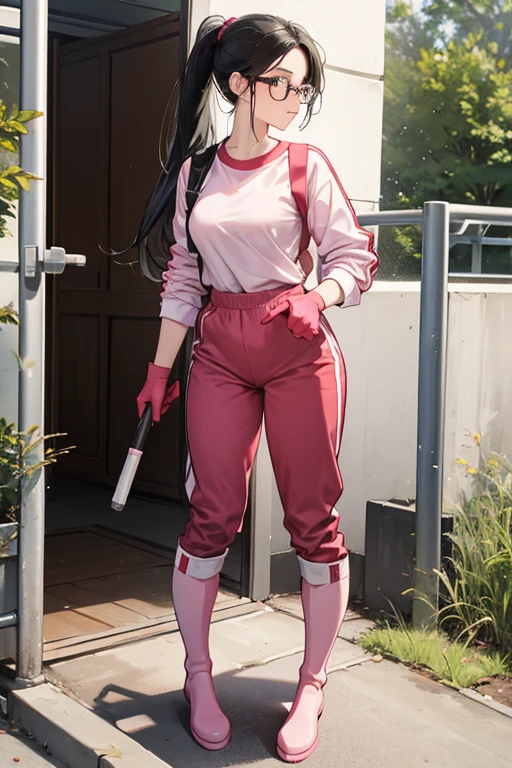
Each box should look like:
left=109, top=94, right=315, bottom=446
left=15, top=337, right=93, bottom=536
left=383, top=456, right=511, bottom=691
left=217, top=17, right=236, bottom=42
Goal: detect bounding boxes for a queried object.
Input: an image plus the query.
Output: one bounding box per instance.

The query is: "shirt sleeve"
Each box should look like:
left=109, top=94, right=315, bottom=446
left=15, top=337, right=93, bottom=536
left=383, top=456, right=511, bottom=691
left=159, top=157, right=208, bottom=327
left=306, top=146, right=379, bottom=308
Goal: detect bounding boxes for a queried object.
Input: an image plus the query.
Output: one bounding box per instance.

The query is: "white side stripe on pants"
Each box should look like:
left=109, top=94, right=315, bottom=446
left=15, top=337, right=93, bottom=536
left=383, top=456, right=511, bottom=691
left=185, top=306, right=217, bottom=502
left=319, top=315, right=344, bottom=456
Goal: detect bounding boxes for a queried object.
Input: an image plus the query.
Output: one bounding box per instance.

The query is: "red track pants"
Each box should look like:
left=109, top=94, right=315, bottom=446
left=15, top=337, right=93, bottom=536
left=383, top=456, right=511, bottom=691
left=180, top=284, right=348, bottom=566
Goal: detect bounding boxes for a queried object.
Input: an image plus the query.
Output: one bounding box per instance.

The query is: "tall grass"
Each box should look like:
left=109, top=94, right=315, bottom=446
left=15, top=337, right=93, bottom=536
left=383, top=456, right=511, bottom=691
left=421, top=451, right=512, bottom=656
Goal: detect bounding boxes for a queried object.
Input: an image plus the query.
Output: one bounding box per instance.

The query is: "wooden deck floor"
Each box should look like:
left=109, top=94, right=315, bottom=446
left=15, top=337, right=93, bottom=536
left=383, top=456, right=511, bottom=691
left=43, top=527, right=237, bottom=661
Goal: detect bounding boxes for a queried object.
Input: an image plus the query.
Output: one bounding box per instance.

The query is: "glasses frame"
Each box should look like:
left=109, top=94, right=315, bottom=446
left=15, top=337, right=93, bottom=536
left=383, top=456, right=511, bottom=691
left=254, top=75, right=315, bottom=105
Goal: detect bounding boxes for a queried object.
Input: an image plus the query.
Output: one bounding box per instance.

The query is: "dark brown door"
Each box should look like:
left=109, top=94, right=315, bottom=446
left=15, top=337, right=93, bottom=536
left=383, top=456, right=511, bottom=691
left=51, top=14, right=186, bottom=500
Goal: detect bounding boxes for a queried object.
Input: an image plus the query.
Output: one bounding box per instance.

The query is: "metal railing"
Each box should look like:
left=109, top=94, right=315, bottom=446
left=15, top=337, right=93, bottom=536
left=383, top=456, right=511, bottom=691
left=358, top=202, right=512, bottom=628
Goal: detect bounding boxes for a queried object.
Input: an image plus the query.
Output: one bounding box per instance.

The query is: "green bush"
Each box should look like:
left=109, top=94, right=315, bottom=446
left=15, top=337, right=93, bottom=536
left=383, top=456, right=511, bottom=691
left=0, top=418, right=72, bottom=526
left=1, top=283, right=71, bottom=530
left=0, top=99, right=42, bottom=238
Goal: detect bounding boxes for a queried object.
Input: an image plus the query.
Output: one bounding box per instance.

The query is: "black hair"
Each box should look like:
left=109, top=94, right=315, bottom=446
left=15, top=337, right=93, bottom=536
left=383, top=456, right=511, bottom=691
left=132, top=14, right=325, bottom=280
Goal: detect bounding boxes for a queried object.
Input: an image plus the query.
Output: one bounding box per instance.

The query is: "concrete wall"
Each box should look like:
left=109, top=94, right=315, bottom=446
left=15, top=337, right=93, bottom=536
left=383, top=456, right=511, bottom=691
left=259, top=281, right=512, bottom=559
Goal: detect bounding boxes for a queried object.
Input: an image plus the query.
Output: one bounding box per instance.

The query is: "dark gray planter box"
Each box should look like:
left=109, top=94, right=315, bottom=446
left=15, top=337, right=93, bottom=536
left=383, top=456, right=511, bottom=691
left=364, top=499, right=453, bottom=617
left=0, top=522, right=18, bottom=662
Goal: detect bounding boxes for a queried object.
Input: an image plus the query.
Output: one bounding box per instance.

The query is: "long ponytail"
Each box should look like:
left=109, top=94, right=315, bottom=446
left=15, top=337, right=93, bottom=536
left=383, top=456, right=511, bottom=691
left=129, top=13, right=325, bottom=281
left=136, top=16, right=223, bottom=280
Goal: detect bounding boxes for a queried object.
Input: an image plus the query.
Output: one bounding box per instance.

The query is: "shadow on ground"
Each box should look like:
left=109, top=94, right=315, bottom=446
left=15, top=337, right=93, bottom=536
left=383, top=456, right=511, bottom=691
left=92, top=671, right=298, bottom=767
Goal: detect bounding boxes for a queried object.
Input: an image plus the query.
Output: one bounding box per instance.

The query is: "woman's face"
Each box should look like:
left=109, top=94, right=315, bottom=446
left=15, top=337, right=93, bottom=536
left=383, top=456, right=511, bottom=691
left=232, top=47, right=309, bottom=131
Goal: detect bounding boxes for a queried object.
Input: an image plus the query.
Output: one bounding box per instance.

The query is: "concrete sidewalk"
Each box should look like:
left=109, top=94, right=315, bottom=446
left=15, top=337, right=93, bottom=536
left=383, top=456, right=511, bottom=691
left=41, top=595, right=512, bottom=768
left=1, top=724, right=67, bottom=767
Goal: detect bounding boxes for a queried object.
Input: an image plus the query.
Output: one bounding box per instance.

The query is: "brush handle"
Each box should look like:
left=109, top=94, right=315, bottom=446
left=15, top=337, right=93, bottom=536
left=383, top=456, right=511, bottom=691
left=111, top=404, right=152, bottom=511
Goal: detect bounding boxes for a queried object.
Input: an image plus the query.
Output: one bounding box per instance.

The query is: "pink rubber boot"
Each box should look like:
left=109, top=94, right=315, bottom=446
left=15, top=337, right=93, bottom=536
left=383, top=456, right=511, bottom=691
left=172, top=544, right=231, bottom=751
left=276, top=556, right=350, bottom=763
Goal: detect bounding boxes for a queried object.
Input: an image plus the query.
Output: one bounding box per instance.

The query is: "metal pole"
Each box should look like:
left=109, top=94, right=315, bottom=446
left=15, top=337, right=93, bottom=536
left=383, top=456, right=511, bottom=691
left=17, top=0, right=48, bottom=682
left=412, top=201, right=450, bottom=629
left=471, top=225, right=483, bottom=273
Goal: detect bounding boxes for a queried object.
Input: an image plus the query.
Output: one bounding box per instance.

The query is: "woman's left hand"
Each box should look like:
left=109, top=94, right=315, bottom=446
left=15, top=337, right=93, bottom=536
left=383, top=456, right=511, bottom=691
left=261, top=291, right=325, bottom=342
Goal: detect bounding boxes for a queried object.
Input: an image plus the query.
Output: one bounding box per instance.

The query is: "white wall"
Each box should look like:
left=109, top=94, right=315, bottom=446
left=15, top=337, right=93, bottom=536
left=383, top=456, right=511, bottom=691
left=265, top=282, right=512, bottom=555
left=444, top=286, right=512, bottom=492
left=0, top=9, right=20, bottom=424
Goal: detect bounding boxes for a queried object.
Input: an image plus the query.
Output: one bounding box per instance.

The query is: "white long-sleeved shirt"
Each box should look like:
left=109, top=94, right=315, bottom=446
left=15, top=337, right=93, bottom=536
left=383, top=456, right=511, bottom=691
left=160, top=140, right=379, bottom=327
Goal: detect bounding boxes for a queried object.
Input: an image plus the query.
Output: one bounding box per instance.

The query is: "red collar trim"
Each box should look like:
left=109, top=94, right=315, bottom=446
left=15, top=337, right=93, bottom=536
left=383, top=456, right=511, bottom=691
left=218, top=139, right=289, bottom=170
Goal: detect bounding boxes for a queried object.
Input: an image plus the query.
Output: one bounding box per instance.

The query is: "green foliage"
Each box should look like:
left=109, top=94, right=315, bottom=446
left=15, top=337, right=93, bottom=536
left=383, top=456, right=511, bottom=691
left=384, top=35, right=512, bottom=210
left=359, top=447, right=512, bottom=688
left=422, top=1, right=512, bottom=61
left=382, top=2, right=512, bottom=278
left=0, top=418, right=73, bottom=526
left=388, top=1, right=415, bottom=22
left=404, top=450, right=512, bottom=657
left=433, top=452, right=512, bottom=654
left=0, top=99, right=42, bottom=238
left=358, top=623, right=509, bottom=688
left=0, top=304, right=18, bottom=327
left=0, top=306, right=71, bottom=529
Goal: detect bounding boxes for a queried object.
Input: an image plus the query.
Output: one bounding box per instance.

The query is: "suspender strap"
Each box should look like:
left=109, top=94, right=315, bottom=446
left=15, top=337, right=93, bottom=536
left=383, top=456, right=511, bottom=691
left=185, top=144, right=219, bottom=291
left=288, top=142, right=310, bottom=255
left=185, top=143, right=219, bottom=253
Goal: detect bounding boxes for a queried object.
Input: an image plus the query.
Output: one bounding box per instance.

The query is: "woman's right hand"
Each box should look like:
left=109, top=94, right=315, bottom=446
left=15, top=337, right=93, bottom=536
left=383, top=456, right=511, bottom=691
left=136, top=362, right=180, bottom=422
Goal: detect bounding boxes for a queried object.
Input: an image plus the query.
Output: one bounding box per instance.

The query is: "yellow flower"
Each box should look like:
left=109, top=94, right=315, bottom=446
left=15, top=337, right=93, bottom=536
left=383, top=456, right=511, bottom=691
left=467, top=467, right=477, bottom=475
left=472, top=432, right=481, bottom=446
left=456, top=458, right=468, bottom=465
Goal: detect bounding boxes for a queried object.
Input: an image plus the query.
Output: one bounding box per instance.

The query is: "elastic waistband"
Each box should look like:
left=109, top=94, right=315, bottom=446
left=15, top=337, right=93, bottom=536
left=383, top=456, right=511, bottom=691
left=210, top=284, right=304, bottom=309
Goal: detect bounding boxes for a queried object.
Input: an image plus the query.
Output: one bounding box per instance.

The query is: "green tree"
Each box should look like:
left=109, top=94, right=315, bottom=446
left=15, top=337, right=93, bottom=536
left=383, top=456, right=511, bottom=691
left=384, top=36, right=512, bottom=210
left=380, top=2, right=512, bottom=278
left=423, top=1, right=512, bottom=60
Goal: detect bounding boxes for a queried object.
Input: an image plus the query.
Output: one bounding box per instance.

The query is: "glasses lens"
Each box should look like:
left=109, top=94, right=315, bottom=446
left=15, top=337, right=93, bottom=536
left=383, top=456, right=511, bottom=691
left=270, top=79, right=289, bottom=101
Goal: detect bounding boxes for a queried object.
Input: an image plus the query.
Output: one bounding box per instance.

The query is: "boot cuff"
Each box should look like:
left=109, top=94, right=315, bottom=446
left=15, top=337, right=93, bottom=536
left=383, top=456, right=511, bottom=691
left=297, top=555, right=349, bottom=586
left=175, top=542, right=228, bottom=580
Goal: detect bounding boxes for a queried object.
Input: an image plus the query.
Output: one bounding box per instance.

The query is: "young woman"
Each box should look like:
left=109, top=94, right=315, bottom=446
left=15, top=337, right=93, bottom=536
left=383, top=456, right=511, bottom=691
left=135, top=14, right=378, bottom=763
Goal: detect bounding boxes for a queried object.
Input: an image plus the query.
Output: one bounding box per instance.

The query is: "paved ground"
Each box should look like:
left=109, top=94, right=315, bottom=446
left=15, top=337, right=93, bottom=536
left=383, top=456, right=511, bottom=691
left=1, top=723, right=67, bottom=767
left=44, top=595, right=512, bottom=768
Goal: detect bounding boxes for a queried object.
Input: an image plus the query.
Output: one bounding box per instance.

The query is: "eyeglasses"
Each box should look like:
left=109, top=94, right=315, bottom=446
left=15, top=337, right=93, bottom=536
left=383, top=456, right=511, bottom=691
left=254, top=76, right=315, bottom=106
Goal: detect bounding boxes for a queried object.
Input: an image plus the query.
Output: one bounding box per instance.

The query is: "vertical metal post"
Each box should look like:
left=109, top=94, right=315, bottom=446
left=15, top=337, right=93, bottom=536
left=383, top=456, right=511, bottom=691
left=471, top=225, right=483, bottom=273
left=17, top=0, right=48, bottom=681
left=413, top=201, right=450, bottom=629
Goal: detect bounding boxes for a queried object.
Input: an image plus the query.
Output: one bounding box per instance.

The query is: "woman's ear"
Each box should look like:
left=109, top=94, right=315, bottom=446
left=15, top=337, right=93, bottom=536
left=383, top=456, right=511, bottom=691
left=228, top=71, right=250, bottom=98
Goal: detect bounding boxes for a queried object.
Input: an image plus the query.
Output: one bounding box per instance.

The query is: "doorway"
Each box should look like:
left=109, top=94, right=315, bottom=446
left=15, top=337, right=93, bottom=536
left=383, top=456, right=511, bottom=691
left=43, top=12, right=250, bottom=657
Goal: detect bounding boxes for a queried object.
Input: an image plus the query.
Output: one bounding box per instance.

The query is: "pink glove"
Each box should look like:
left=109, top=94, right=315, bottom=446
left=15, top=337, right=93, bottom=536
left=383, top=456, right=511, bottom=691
left=136, top=363, right=180, bottom=422
left=261, top=291, right=326, bottom=342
